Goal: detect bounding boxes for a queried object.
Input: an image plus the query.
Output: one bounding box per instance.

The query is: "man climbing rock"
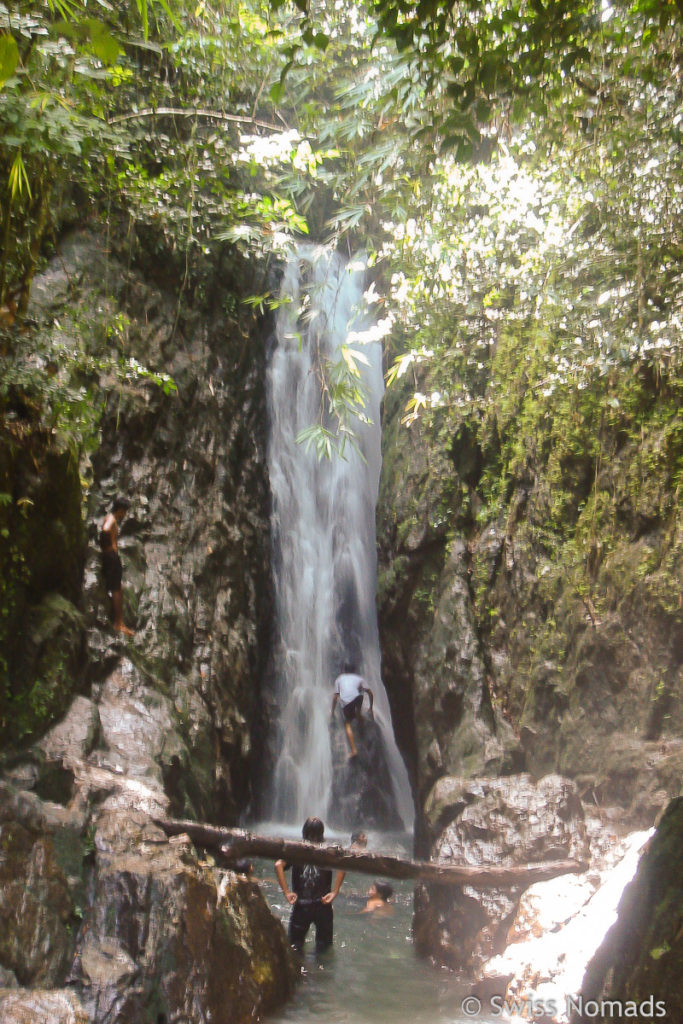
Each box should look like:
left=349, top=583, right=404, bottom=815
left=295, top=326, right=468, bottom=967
left=275, top=816, right=345, bottom=952
left=99, top=496, right=134, bottom=635
left=331, top=662, right=374, bottom=760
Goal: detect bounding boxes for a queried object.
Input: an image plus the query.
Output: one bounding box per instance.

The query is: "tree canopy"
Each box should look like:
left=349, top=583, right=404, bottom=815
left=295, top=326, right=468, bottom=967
left=1, top=0, right=681, bottom=729
left=0, top=0, right=681, bottom=457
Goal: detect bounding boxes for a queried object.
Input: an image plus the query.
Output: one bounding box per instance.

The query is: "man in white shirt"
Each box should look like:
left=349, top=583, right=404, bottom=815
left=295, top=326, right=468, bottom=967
left=331, top=662, right=374, bottom=759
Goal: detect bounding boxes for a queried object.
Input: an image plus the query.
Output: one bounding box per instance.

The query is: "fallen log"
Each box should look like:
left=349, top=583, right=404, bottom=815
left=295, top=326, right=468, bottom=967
left=154, top=818, right=588, bottom=889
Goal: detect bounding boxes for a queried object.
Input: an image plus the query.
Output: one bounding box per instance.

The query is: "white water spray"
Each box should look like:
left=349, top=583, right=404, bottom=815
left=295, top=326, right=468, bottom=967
left=266, top=243, right=413, bottom=829
left=483, top=827, right=654, bottom=1021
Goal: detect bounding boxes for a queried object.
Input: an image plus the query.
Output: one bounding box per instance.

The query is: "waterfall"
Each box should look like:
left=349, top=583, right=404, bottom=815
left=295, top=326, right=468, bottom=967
left=265, top=243, right=413, bottom=830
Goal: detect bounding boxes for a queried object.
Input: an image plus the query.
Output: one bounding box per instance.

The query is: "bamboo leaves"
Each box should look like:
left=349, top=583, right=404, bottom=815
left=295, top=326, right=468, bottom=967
left=8, top=152, right=31, bottom=201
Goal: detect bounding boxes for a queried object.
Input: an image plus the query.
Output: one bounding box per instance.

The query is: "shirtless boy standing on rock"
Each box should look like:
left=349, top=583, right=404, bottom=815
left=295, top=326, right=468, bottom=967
left=100, top=497, right=134, bottom=636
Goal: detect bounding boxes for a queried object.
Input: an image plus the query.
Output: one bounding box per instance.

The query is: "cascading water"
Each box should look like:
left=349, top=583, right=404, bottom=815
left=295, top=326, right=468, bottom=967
left=265, top=243, right=413, bottom=830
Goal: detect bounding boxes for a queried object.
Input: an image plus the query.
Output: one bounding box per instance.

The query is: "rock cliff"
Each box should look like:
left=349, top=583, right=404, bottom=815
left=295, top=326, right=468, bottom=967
left=377, top=363, right=682, bottom=971
left=378, top=376, right=682, bottom=828
left=576, top=797, right=683, bottom=1023
left=0, top=228, right=296, bottom=1022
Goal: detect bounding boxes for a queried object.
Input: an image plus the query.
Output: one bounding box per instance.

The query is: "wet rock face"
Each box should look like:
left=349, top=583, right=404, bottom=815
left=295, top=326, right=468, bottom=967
left=413, top=774, right=588, bottom=973
left=577, top=797, right=683, bottom=1024
left=0, top=230, right=296, bottom=1022
left=411, top=540, right=522, bottom=808
left=377, top=393, right=521, bottom=824
left=378, top=373, right=682, bottom=831
left=73, top=820, right=296, bottom=1024
left=0, top=785, right=82, bottom=987
left=78, top=227, right=272, bottom=822
left=0, top=989, right=89, bottom=1024
left=329, top=717, right=404, bottom=830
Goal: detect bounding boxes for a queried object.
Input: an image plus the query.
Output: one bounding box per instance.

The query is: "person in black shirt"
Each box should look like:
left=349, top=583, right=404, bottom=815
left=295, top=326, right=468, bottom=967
left=275, top=816, right=345, bottom=952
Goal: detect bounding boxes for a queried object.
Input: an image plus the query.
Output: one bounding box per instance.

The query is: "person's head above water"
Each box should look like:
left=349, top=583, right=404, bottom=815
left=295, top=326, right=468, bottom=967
left=370, top=881, right=393, bottom=902
left=302, top=816, right=325, bottom=842
left=350, top=830, right=367, bottom=847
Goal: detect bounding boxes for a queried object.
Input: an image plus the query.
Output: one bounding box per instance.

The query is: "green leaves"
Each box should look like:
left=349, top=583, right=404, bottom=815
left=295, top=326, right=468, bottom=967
left=136, top=0, right=150, bottom=39
left=0, top=34, right=19, bottom=90
left=8, top=152, right=31, bottom=201
left=296, top=424, right=349, bottom=460
left=121, top=357, right=178, bottom=395
left=301, top=25, right=329, bottom=50
left=52, top=19, right=122, bottom=64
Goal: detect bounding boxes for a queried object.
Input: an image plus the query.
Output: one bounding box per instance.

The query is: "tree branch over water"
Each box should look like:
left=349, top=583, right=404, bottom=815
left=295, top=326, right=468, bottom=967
left=155, top=819, right=588, bottom=889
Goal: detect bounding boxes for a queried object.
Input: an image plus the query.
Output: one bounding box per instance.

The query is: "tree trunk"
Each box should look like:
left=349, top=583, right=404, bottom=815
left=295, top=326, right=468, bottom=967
left=154, top=819, right=588, bottom=889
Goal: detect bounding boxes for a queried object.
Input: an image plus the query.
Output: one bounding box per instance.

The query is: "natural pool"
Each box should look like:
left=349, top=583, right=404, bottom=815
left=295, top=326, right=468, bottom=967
left=256, top=827, right=498, bottom=1024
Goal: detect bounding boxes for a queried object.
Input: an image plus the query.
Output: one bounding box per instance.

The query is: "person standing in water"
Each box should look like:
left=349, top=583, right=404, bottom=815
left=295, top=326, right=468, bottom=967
left=275, top=816, right=345, bottom=952
left=331, top=662, right=374, bottom=760
left=100, top=497, right=134, bottom=636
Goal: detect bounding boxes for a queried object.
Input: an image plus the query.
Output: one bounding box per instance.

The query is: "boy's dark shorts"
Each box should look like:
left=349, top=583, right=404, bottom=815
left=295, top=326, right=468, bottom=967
left=289, top=899, right=333, bottom=952
left=342, top=695, right=363, bottom=723
left=101, top=550, right=123, bottom=592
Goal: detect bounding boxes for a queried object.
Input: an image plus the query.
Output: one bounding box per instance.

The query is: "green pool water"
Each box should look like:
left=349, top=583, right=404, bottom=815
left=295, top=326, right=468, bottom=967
left=255, top=828, right=499, bottom=1024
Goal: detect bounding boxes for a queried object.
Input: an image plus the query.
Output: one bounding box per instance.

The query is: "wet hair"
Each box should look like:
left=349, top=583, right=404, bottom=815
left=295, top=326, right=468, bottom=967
left=375, top=882, right=393, bottom=901
left=350, top=830, right=367, bottom=846
left=343, top=660, right=357, bottom=674
left=113, top=497, right=131, bottom=513
left=302, top=816, right=325, bottom=842
left=234, top=859, right=253, bottom=875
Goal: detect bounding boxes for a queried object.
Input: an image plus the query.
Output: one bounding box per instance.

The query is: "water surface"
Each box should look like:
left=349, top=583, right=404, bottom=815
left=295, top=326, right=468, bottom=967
left=257, top=827, right=498, bottom=1024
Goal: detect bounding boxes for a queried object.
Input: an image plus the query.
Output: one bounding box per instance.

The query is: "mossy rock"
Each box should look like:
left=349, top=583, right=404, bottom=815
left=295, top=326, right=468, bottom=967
left=0, top=593, right=85, bottom=747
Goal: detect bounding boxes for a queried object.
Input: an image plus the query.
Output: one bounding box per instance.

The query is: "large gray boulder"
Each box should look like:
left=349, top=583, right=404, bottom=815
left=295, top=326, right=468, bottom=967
left=73, top=819, right=295, bottom=1024
left=0, top=652, right=297, bottom=1023
left=413, top=773, right=588, bottom=973
left=0, top=989, right=88, bottom=1024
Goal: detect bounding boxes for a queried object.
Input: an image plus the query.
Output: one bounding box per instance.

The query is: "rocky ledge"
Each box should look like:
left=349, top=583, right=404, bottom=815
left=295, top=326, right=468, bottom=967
left=413, top=773, right=589, bottom=974
left=0, top=657, right=296, bottom=1024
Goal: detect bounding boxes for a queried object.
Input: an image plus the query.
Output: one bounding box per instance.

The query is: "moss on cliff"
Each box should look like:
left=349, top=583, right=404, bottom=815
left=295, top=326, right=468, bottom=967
left=378, top=315, right=682, bottom=822
left=0, top=443, right=86, bottom=745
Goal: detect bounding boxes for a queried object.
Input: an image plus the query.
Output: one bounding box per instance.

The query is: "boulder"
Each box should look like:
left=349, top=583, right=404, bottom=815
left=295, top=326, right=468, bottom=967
left=73, top=816, right=296, bottom=1024
left=329, top=715, right=404, bottom=830
left=413, top=773, right=588, bottom=973
left=0, top=989, right=89, bottom=1024
left=40, top=696, right=100, bottom=765
left=0, top=781, right=86, bottom=988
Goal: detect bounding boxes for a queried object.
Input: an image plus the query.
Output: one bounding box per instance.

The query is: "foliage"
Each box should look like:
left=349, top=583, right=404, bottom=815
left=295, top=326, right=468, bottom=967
left=368, top=0, right=683, bottom=678
left=0, top=0, right=680, bottom=497
left=367, top=0, right=682, bottom=156
left=378, top=0, right=682, bottom=446
left=0, top=0, right=310, bottom=461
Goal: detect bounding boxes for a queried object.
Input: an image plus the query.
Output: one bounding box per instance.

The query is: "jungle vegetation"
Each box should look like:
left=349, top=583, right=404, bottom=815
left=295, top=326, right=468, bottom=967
left=0, top=0, right=680, bottom=443
left=0, top=0, right=681, bottom=727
